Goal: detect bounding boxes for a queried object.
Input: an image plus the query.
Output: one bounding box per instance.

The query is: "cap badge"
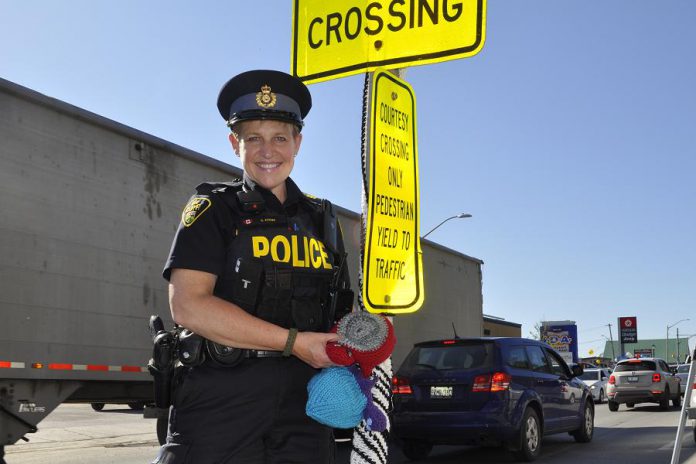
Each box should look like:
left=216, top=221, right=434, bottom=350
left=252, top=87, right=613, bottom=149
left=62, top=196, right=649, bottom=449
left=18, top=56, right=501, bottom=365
left=256, top=85, right=277, bottom=108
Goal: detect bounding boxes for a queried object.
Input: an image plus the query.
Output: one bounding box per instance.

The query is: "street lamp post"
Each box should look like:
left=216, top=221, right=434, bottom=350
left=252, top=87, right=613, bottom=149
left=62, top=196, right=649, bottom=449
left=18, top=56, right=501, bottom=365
left=666, top=318, right=690, bottom=362
left=421, top=213, right=472, bottom=239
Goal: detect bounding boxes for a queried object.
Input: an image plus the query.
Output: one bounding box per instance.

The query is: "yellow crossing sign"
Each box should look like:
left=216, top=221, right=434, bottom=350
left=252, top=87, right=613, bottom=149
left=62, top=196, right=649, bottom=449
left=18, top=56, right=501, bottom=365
left=292, top=0, right=486, bottom=83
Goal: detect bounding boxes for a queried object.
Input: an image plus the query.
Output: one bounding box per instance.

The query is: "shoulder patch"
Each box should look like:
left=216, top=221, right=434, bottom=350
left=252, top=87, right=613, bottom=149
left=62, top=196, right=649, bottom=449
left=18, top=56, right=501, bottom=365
left=182, top=196, right=212, bottom=227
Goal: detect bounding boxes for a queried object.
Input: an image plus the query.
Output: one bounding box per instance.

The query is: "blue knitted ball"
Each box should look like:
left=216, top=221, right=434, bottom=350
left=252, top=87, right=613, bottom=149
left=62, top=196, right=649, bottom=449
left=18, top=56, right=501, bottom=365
left=306, top=367, right=367, bottom=429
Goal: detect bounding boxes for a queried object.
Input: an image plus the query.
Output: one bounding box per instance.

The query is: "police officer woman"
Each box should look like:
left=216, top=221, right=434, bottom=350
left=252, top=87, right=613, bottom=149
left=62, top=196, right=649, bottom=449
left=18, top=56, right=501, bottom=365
left=153, top=70, right=351, bottom=463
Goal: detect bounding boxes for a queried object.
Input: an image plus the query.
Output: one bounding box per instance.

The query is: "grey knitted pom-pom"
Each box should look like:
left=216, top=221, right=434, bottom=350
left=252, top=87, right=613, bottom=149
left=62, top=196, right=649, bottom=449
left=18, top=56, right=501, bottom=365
left=337, top=312, right=388, bottom=352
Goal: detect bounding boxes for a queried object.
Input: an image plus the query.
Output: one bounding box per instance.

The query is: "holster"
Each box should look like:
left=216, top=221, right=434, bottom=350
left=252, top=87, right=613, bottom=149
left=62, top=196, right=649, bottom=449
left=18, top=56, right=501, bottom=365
left=327, top=251, right=353, bottom=325
left=329, top=288, right=355, bottom=326
left=147, top=316, right=177, bottom=409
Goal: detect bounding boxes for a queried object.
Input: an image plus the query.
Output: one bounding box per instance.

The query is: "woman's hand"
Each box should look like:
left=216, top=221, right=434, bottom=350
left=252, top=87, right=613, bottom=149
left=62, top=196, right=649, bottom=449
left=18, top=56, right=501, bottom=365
left=292, top=331, right=340, bottom=368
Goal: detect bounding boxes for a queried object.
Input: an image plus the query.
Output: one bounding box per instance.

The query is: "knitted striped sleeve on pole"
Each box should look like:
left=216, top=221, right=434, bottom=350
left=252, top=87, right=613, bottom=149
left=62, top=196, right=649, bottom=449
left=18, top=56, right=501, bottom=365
left=351, top=71, right=390, bottom=464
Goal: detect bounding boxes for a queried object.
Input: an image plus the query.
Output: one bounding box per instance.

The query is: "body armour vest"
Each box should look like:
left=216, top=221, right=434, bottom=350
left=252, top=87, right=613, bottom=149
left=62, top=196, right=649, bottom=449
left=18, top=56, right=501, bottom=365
left=203, top=181, right=337, bottom=333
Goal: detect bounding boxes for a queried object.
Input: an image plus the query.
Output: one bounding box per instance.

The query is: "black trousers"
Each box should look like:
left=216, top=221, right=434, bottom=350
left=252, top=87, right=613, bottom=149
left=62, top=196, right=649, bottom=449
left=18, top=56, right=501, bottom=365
left=152, top=357, right=335, bottom=464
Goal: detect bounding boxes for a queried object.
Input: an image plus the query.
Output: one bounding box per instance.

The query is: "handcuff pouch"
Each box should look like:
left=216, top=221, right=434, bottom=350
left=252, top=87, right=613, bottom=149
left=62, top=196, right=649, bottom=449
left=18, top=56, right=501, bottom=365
left=177, top=329, right=206, bottom=367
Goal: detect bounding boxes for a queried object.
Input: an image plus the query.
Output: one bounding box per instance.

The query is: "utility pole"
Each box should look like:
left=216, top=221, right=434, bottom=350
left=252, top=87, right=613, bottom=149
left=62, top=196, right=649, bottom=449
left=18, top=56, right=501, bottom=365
left=607, top=323, right=616, bottom=361
left=667, top=319, right=690, bottom=363
left=677, top=327, right=680, bottom=363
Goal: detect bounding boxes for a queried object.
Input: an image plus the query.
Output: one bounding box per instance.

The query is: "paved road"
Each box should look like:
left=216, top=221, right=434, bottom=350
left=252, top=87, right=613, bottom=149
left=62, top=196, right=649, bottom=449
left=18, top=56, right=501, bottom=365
left=4, top=402, right=696, bottom=463
left=4, top=404, right=158, bottom=464
left=342, top=402, right=696, bottom=463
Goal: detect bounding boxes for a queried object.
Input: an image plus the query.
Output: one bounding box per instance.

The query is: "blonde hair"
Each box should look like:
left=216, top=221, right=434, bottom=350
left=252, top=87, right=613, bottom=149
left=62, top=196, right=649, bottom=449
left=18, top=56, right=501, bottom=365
left=230, top=121, right=300, bottom=140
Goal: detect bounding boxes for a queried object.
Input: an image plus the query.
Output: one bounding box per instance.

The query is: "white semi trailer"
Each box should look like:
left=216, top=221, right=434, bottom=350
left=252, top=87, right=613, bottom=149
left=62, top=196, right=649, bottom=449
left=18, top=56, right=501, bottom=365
left=0, top=77, right=483, bottom=459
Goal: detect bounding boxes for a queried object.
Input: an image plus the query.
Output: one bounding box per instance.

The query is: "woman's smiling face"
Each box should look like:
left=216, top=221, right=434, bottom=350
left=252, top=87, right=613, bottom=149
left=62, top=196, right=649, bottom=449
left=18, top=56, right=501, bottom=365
left=230, top=119, right=302, bottom=203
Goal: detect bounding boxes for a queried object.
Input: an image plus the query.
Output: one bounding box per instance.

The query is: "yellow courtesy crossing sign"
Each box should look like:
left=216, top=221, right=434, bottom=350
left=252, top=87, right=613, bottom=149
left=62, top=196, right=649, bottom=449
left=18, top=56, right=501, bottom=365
left=363, top=69, right=423, bottom=314
left=292, top=0, right=486, bottom=83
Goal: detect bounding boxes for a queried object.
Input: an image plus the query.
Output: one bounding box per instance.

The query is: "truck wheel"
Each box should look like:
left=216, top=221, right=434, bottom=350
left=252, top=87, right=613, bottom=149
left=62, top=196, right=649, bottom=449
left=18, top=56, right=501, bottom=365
left=399, top=439, right=432, bottom=461
left=608, top=400, right=619, bottom=411
left=128, top=402, right=145, bottom=411
left=91, top=402, right=105, bottom=411
left=156, top=417, right=168, bottom=446
left=571, top=401, right=594, bottom=443
left=660, top=387, right=671, bottom=410
left=513, top=408, right=541, bottom=462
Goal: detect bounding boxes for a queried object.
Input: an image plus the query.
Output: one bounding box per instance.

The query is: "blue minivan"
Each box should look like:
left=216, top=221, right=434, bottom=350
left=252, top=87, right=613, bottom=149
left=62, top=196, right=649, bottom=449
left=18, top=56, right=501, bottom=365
left=391, top=337, right=594, bottom=461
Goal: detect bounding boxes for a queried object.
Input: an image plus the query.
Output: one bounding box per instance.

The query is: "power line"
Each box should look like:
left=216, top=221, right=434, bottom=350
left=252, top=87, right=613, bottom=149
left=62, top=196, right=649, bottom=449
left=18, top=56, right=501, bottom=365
left=580, top=324, right=611, bottom=332
left=578, top=338, right=606, bottom=345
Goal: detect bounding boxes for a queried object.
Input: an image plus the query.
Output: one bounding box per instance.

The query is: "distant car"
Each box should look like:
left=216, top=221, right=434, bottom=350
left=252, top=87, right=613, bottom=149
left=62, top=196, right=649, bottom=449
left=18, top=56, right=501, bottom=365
left=676, top=364, right=691, bottom=395
left=579, top=368, right=610, bottom=404
left=391, top=337, right=594, bottom=462
left=606, top=357, right=681, bottom=411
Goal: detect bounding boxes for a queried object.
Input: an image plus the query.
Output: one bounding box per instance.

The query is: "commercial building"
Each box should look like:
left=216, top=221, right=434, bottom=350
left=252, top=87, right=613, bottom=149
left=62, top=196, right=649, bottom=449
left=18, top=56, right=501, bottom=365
left=482, top=315, right=522, bottom=337
left=602, top=338, right=692, bottom=363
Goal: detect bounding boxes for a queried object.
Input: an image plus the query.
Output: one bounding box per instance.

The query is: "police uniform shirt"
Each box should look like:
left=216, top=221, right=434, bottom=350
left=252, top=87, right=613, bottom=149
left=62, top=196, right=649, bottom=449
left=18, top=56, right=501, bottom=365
left=163, top=175, right=350, bottom=325
left=165, top=175, right=314, bottom=280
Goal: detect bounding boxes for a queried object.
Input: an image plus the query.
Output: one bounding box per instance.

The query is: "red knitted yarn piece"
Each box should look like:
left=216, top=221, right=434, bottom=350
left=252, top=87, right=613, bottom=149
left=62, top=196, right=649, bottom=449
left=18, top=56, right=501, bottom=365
left=326, top=342, right=354, bottom=365
left=325, top=315, right=396, bottom=377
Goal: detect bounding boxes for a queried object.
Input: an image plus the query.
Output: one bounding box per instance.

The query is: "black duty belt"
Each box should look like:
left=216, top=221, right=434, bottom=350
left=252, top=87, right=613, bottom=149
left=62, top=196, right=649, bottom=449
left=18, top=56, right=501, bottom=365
left=244, top=350, right=284, bottom=358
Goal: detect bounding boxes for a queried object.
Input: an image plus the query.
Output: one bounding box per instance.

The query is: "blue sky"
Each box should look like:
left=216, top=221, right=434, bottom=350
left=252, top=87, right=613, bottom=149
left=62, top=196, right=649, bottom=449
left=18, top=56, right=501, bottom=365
left=2, top=1, right=694, bottom=359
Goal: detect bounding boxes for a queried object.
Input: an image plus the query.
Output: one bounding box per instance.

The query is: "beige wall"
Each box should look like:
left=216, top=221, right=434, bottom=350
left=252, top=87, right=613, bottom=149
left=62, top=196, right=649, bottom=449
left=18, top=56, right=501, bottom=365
left=390, top=246, right=483, bottom=369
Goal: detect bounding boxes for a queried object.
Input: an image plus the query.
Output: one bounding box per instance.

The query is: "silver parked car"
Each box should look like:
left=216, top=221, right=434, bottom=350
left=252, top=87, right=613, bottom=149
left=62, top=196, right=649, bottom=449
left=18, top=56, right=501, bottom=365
left=676, top=364, right=691, bottom=395
left=579, top=368, right=610, bottom=404
left=607, top=357, right=681, bottom=411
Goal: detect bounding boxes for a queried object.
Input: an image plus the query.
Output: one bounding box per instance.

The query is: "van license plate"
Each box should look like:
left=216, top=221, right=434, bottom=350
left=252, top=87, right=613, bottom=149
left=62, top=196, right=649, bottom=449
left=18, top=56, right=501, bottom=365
left=627, top=376, right=639, bottom=382
left=431, top=386, right=453, bottom=399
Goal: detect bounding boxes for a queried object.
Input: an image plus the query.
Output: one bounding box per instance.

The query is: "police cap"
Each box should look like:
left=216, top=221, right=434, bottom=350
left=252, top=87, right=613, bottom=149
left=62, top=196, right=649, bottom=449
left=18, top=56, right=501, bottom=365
left=217, top=70, right=311, bottom=131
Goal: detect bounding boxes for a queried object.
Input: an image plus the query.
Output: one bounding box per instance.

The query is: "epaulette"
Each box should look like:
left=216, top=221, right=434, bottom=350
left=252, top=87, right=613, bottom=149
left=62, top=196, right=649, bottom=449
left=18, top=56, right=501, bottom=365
left=194, top=179, right=243, bottom=196
left=195, top=179, right=266, bottom=214
left=301, top=192, right=325, bottom=213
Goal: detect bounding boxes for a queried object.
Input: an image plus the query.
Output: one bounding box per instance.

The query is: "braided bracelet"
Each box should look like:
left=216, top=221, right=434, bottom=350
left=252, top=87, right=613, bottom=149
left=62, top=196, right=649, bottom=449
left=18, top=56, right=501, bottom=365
left=282, top=328, right=298, bottom=357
